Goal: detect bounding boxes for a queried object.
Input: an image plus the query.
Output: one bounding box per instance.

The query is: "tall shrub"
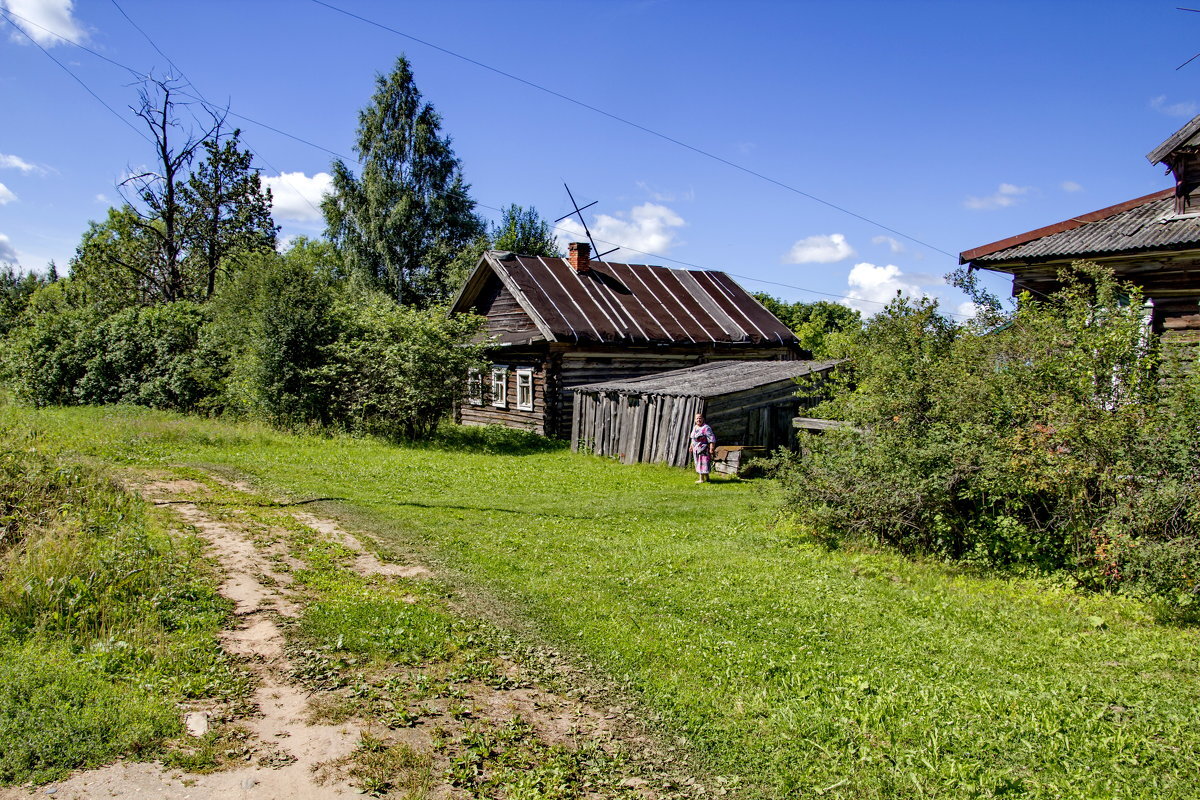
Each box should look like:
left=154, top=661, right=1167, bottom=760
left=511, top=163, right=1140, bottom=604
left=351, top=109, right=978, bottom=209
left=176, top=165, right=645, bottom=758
left=330, top=289, right=486, bottom=439
left=778, top=262, right=1200, bottom=603
left=210, top=243, right=343, bottom=427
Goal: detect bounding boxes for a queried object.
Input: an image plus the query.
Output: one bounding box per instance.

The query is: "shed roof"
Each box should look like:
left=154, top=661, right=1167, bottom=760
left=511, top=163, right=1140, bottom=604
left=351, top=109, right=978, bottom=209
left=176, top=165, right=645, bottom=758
left=450, top=251, right=798, bottom=346
left=958, top=189, right=1200, bottom=267
left=573, top=359, right=839, bottom=399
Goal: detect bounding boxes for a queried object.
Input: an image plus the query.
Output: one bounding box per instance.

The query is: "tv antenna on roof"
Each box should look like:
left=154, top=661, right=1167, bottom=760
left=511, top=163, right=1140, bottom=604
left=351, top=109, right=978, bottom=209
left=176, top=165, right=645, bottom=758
left=554, top=183, right=619, bottom=260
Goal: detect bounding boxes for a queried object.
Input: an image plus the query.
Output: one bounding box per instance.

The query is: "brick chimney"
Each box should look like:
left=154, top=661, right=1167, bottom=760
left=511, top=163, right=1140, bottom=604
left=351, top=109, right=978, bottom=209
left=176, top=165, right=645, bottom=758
left=568, top=242, right=591, bottom=273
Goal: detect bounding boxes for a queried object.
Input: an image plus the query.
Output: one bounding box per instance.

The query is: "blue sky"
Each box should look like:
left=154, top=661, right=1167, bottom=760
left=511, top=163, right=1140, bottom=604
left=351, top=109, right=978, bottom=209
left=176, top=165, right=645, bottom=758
left=2, top=0, right=1198, bottom=318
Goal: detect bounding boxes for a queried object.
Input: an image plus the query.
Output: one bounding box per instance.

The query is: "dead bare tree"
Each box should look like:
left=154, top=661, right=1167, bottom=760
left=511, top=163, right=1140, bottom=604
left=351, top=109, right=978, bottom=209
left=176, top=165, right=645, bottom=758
left=117, top=78, right=221, bottom=302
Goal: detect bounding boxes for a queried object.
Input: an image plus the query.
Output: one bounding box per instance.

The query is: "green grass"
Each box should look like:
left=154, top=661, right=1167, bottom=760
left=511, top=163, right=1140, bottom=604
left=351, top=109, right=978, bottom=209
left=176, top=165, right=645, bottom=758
left=0, top=411, right=244, bottom=784
left=10, top=404, right=1200, bottom=799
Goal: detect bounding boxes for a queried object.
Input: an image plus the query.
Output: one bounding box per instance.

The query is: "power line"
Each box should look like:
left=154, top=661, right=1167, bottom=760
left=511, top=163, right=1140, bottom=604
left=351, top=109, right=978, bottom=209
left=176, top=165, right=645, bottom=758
left=308, top=0, right=958, bottom=260
left=0, top=9, right=151, bottom=144
left=518, top=209, right=971, bottom=317
left=101, top=0, right=328, bottom=221
left=108, top=0, right=185, bottom=78
left=9, top=3, right=965, bottom=315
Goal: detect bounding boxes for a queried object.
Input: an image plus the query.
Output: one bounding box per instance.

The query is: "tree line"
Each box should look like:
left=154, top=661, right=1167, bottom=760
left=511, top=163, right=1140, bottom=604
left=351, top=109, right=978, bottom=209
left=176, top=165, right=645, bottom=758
left=0, top=55, right=558, bottom=438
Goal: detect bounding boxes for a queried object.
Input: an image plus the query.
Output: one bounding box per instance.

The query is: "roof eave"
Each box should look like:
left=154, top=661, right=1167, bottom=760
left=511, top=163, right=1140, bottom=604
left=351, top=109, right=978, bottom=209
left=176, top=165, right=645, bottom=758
left=959, top=188, right=1175, bottom=265
left=1147, top=113, right=1200, bottom=165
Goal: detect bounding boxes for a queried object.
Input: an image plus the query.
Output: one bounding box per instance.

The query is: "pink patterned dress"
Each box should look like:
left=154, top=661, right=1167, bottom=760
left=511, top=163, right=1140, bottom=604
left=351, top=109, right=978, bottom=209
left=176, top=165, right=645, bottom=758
left=690, top=423, right=715, bottom=474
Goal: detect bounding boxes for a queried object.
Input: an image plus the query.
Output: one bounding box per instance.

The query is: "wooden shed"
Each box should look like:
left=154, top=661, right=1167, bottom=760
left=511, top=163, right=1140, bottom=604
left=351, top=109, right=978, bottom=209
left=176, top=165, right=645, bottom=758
left=570, top=360, right=839, bottom=466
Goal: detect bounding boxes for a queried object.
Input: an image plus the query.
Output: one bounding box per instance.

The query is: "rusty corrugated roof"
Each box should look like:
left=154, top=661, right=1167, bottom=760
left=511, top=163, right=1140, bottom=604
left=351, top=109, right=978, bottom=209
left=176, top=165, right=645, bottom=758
left=459, top=252, right=798, bottom=346
left=962, top=191, right=1200, bottom=266
left=573, top=359, right=839, bottom=398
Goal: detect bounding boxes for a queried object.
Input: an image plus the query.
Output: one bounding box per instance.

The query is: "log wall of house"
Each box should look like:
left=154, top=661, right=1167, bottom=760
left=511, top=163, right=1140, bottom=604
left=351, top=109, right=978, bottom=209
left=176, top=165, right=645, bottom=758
left=457, top=350, right=550, bottom=434
left=1003, top=253, right=1200, bottom=373
left=457, top=343, right=801, bottom=439
left=472, top=275, right=540, bottom=340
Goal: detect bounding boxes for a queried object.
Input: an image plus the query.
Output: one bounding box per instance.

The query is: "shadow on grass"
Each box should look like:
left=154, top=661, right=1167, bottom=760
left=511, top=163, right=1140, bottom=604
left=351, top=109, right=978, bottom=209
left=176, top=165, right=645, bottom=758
left=394, top=500, right=601, bottom=521
left=413, top=425, right=570, bottom=457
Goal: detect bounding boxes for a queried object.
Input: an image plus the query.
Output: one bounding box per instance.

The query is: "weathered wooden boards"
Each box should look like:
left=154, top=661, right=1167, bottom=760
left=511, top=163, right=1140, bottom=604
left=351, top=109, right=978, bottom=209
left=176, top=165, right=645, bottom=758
left=571, top=361, right=837, bottom=467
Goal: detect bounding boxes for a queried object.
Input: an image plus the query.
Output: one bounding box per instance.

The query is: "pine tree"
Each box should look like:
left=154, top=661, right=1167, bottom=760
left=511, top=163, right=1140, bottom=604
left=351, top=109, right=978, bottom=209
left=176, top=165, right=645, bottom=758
left=322, top=55, right=484, bottom=307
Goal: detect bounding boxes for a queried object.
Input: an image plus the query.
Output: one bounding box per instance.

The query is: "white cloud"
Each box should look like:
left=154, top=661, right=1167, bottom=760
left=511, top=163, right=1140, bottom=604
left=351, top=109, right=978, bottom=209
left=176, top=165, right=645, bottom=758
left=2, top=0, right=86, bottom=47
left=1060, top=180, right=1083, bottom=193
left=843, top=262, right=923, bottom=313
left=262, top=171, right=332, bottom=224
left=94, top=193, right=108, bottom=203
left=556, top=202, right=685, bottom=261
left=784, top=233, right=855, bottom=264
left=964, top=182, right=1032, bottom=211
left=871, top=235, right=905, bottom=254
left=1150, top=95, right=1199, bottom=118
left=0, top=234, right=19, bottom=266
left=0, top=183, right=16, bottom=205
left=956, top=300, right=982, bottom=319
left=0, top=153, right=38, bottom=173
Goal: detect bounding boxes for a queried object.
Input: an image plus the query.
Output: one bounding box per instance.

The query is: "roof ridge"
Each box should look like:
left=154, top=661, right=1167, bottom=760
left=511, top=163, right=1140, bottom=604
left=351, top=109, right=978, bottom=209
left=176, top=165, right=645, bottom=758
left=959, top=188, right=1174, bottom=264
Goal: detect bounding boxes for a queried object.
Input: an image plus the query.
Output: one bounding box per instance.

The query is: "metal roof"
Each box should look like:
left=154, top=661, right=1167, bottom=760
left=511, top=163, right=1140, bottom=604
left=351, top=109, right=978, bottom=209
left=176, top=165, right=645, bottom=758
left=962, top=191, right=1200, bottom=266
left=573, top=359, right=840, bottom=398
left=452, top=252, right=798, bottom=346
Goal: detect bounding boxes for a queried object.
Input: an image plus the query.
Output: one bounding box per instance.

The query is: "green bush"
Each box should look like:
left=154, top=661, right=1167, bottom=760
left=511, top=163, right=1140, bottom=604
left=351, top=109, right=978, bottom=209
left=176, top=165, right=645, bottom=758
left=76, top=301, right=221, bottom=411
left=3, top=285, right=221, bottom=412
left=329, top=289, right=485, bottom=439
left=2, top=281, right=101, bottom=407
left=777, top=262, right=1200, bottom=604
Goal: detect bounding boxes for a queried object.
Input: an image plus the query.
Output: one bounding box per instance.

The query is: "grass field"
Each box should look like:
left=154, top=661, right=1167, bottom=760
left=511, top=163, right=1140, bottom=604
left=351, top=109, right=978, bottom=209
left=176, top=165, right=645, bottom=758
left=0, top=410, right=244, bottom=785
left=9, top=404, right=1200, bottom=798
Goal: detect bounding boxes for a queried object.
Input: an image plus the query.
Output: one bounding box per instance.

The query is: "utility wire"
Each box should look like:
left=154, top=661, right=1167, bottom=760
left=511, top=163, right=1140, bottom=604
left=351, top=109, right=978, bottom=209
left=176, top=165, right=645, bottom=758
left=0, top=9, right=151, bottom=144
left=308, top=0, right=958, bottom=260
left=8, top=3, right=968, bottom=315
left=102, top=0, right=328, bottom=220
left=108, top=0, right=185, bottom=79
left=516, top=210, right=972, bottom=316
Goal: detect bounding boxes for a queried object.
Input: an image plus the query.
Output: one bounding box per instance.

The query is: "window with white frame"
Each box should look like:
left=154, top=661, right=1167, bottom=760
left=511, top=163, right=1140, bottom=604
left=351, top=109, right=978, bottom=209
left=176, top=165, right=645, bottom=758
left=467, top=369, right=483, bottom=405
left=490, top=366, right=508, bottom=408
left=516, top=368, right=534, bottom=411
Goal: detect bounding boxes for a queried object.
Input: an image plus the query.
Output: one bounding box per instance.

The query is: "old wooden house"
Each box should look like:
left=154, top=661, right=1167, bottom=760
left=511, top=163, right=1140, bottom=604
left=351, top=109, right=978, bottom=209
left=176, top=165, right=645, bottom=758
left=960, top=115, right=1200, bottom=359
left=449, top=243, right=802, bottom=437
left=571, top=359, right=838, bottom=467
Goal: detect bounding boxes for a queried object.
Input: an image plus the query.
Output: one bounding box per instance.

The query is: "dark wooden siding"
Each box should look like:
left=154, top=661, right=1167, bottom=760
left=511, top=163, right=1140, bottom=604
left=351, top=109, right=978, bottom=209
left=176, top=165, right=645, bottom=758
left=553, top=344, right=797, bottom=439
left=472, top=274, right=540, bottom=340
left=458, top=353, right=550, bottom=434
left=571, top=375, right=822, bottom=468
left=705, top=380, right=816, bottom=451
left=572, top=392, right=703, bottom=466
